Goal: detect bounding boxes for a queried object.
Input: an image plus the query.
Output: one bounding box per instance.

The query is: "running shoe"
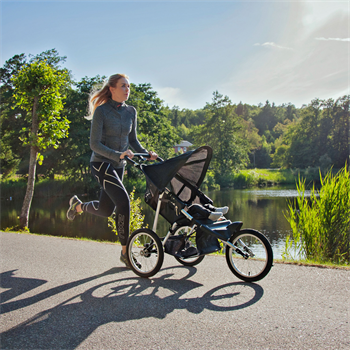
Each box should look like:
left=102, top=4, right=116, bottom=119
left=120, top=252, right=131, bottom=268
left=120, top=252, right=141, bottom=269
left=215, top=206, right=229, bottom=215
left=66, top=195, right=83, bottom=221
left=208, top=211, right=222, bottom=221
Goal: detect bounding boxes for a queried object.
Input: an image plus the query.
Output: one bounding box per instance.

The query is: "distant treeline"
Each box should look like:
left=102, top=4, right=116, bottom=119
left=1, top=49, right=349, bottom=188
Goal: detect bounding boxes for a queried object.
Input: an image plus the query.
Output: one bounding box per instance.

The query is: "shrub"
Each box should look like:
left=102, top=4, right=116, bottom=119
left=283, top=165, right=350, bottom=264
left=108, top=188, right=147, bottom=241
left=202, top=170, right=220, bottom=190
left=233, top=171, right=257, bottom=188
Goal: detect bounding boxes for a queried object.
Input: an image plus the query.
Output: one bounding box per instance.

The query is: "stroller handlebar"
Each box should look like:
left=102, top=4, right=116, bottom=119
left=124, top=153, right=164, bottom=165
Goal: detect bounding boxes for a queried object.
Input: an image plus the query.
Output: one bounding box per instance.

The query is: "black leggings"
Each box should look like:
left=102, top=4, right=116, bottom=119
left=81, top=162, right=130, bottom=245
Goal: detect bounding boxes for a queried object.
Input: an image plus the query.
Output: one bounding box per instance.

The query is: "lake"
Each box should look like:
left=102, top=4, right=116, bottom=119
left=1, top=187, right=306, bottom=260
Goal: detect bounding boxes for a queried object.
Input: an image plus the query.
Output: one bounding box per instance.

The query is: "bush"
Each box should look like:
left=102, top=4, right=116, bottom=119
left=283, top=165, right=350, bottom=264
left=232, top=171, right=257, bottom=188
left=202, top=170, right=220, bottom=190
left=108, top=188, right=147, bottom=241
left=123, top=176, right=146, bottom=193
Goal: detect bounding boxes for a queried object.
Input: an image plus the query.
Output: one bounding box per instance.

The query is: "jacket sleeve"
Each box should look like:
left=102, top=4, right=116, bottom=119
left=90, top=107, right=122, bottom=163
left=128, top=108, right=148, bottom=154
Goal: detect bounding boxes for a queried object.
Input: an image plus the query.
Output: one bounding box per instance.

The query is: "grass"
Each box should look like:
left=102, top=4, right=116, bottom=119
left=273, top=258, right=350, bottom=270
left=234, top=167, right=333, bottom=188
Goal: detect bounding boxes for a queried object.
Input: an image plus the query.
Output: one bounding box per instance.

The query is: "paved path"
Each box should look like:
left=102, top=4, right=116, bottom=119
left=0, top=231, right=349, bottom=350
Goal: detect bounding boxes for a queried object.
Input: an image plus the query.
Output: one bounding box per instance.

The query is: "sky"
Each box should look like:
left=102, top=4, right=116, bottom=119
left=1, top=0, right=349, bottom=110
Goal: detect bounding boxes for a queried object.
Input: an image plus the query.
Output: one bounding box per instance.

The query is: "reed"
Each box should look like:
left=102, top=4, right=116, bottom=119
left=284, top=165, right=350, bottom=264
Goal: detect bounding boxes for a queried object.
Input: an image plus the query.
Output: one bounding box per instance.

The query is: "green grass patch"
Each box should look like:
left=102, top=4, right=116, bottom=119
left=232, top=167, right=338, bottom=189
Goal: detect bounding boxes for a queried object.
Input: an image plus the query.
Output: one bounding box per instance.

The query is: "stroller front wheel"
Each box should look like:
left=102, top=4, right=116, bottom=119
left=127, top=228, right=164, bottom=278
left=225, top=229, right=273, bottom=282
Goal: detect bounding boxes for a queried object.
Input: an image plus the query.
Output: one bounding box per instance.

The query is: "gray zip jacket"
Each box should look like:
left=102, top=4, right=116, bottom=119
left=90, top=99, right=148, bottom=168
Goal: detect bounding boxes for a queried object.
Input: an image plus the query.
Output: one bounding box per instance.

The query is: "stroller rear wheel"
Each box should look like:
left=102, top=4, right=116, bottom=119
left=127, top=228, right=164, bottom=278
left=225, top=229, right=273, bottom=282
left=173, top=226, right=205, bottom=267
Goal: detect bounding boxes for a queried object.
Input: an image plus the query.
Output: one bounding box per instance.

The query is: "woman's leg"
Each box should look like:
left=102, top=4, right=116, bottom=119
left=82, top=162, right=130, bottom=248
left=81, top=187, right=115, bottom=218
left=68, top=162, right=130, bottom=265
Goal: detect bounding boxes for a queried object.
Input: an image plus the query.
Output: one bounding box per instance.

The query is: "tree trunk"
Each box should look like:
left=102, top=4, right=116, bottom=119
left=19, top=97, right=39, bottom=229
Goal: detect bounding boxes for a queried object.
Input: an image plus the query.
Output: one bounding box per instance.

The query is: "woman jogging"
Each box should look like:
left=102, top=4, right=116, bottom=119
left=66, top=73, right=158, bottom=267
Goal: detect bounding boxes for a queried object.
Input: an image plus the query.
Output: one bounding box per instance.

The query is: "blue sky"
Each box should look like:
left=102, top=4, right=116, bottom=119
left=1, top=0, right=349, bottom=109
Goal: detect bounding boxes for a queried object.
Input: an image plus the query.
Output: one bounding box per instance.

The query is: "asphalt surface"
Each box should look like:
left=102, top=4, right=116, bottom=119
left=0, top=231, right=349, bottom=350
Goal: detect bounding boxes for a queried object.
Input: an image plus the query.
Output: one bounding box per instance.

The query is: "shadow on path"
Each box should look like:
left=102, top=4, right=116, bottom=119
left=0, top=270, right=47, bottom=304
left=1, top=266, right=264, bottom=349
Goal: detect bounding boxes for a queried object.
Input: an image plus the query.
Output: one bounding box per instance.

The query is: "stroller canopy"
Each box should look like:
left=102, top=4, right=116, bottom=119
left=142, top=146, right=212, bottom=193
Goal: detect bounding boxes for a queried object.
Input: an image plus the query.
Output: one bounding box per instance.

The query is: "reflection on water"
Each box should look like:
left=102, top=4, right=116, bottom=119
left=1, top=187, right=303, bottom=259
left=244, top=189, right=312, bottom=197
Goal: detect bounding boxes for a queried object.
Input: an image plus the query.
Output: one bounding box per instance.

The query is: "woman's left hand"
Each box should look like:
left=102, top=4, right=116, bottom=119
left=148, top=151, right=158, bottom=160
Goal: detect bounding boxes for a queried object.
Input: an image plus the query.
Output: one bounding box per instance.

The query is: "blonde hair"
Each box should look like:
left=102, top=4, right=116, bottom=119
left=89, top=73, right=129, bottom=116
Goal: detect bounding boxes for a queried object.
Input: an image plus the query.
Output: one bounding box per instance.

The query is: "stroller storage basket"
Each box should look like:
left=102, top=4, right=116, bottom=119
left=164, top=235, right=185, bottom=256
left=196, top=227, right=221, bottom=255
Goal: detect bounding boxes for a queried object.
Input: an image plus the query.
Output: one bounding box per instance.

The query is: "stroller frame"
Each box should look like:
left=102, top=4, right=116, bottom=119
left=125, top=147, right=273, bottom=282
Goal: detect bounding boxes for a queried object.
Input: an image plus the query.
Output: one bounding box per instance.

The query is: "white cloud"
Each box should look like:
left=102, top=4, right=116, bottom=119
left=315, top=37, right=350, bottom=42
left=254, top=42, right=293, bottom=50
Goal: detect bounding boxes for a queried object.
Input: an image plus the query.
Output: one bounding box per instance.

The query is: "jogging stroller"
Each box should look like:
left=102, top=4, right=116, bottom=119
left=125, top=146, right=273, bottom=282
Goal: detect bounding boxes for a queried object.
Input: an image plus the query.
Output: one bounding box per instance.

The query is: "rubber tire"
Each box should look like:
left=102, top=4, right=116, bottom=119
left=225, top=229, right=273, bottom=282
left=173, top=226, right=205, bottom=267
left=127, top=228, right=164, bottom=278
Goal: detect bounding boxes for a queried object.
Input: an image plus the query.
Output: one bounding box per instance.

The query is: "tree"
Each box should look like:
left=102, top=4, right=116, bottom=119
left=242, top=117, right=262, bottom=168
left=191, top=91, right=249, bottom=184
left=253, top=100, right=278, bottom=137
left=0, top=54, right=29, bottom=176
left=127, top=82, right=180, bottom=160
left=0, top=49, right=69, bottom=177
left=328, top=96, right=349, bottom=168
left=171, top=105, right=180, bottom=128
left=38, top=75, right=105, bottom=180
left=12, top=60, right=70, bottom=228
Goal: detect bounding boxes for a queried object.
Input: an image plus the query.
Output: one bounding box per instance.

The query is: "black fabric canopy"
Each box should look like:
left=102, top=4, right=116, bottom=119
left=141, top=146, right=212, bottom=193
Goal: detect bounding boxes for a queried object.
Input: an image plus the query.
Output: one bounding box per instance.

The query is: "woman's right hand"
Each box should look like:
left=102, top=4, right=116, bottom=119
left=120, top=150, right=134, bottom=159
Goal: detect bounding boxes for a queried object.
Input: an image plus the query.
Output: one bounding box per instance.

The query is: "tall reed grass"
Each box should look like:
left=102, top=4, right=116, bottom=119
left=283, top=166, right=350, bottom=264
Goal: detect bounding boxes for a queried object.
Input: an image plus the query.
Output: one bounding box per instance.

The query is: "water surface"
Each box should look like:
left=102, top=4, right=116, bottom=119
left=1, top=187, right=304, bottom=259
